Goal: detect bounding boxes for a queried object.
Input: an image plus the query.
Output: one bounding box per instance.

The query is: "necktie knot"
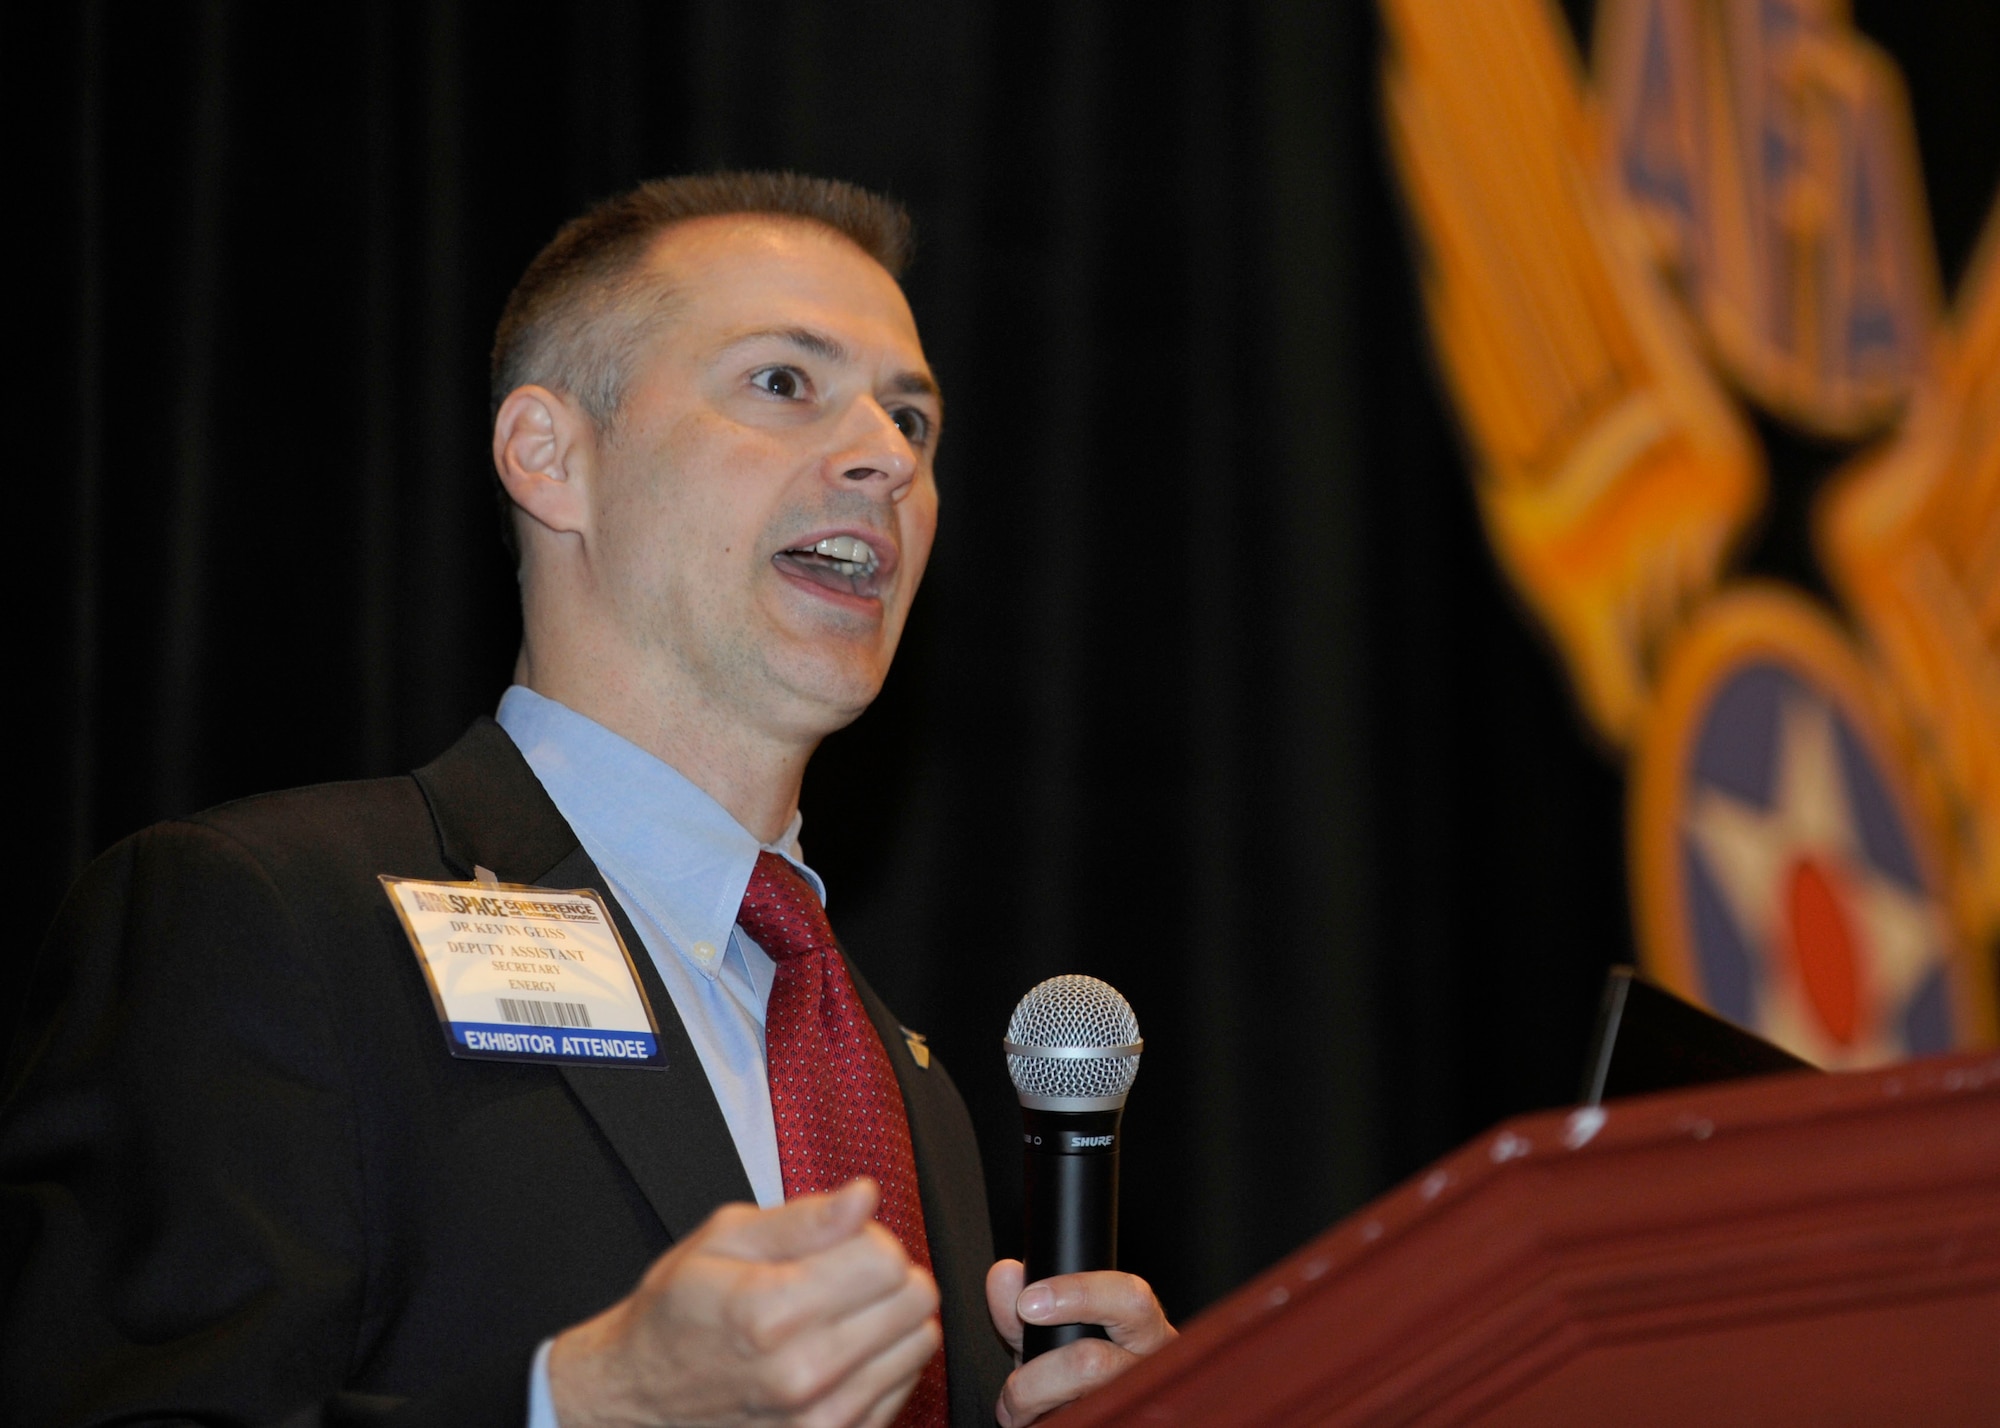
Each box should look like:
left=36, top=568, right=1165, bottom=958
left=736, top=850, right=830, bottom=963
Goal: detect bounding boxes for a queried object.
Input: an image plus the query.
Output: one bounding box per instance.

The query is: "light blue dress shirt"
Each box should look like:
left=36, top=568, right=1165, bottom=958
left=496, top=685, right=823, bottom=1425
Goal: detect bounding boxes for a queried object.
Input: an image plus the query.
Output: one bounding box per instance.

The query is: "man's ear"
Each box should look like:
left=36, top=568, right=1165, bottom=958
left=493, top=384, right=593, bottom=537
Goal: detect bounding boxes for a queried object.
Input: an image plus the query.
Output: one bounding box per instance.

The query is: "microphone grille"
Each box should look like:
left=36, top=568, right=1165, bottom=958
left=1005, top=974, right=1141, bottom=1105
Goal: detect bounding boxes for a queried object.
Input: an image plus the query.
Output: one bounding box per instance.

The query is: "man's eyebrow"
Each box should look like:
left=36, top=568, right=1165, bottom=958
left=720, top=326, right=942, bottom=402
left=888, top=370, right=942, bottom=401
left=721, top=326, right=850, bottom=364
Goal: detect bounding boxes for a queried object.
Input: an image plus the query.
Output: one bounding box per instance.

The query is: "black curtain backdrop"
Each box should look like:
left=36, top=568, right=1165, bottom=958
left=18, top=0, right=1998, bottom=1324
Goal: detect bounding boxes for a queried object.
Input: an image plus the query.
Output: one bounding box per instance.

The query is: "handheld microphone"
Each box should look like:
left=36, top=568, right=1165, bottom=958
left=1003, top=974, right=1143, bottom=1360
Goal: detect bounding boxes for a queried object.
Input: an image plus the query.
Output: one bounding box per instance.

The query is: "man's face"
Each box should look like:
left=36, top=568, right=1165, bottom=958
left=587, top=215, right=941, bottom=744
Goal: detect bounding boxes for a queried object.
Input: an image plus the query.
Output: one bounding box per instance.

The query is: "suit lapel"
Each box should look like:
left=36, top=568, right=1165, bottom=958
left=413, top=719, right=755, bottom=1240
left=845, top=955, right=1006, bottom=1420
left=542, top=845, right=756, bottom=1237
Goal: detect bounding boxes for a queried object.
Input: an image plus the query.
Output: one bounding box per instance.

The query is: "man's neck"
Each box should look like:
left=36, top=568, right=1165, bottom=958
left=514, top=651, right=812, bottom=846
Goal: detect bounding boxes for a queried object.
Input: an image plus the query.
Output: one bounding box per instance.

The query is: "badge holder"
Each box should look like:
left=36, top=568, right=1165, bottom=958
left=381, top=874, right=665, bottom=1068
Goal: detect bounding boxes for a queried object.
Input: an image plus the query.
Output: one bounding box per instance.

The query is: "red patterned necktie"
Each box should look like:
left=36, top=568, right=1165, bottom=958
left=737, top=850, right=948, bottom=1428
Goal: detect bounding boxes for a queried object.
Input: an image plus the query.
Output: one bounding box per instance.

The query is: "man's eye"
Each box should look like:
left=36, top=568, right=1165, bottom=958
left=752, top=367, right=806, bottom=400
left=891, top=407, right=930, bottom=444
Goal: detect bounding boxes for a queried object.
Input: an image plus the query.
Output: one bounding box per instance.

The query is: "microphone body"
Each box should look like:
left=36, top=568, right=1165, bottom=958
left=1020, top=1106, right=1122, bottom=1358
left=1004, top=975, right=1144, bottom=1361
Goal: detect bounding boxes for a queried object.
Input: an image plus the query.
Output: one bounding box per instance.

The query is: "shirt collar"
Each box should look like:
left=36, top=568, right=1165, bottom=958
left=494, top=686, right=826, bottom=974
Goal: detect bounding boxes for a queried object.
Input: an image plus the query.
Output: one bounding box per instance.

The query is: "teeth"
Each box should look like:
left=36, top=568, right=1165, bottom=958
left=813, top=535, right=877, bottom=566
left=799, top=535, right=880, bottom=577
left=783, top=534, right=881, bottom=582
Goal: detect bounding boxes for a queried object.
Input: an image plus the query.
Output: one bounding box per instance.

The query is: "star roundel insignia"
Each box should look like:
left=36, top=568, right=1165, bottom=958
left=1631, top=585, right=1984, bottom=1068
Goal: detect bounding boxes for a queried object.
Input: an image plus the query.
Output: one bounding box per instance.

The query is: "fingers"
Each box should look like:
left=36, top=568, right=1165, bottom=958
left=762, top=1296, right=942, bottom=1428
left=551, top=1184, right=937, bottom=1428
left=985, top=1259, right=1027, bottom=1354
left=797, top=1325, right=939, bottom=1428
left=703, top=1177, right=880, bottom=1263
left=994, top=1271, right=1178, bottom=1426
left=996, top=1337, right=1133, bottom=1428
left=846, top=1327, right=944, bottom=1428
left=726, top=1221, right=923, bottom=1354
left=1014, top=1270, right=1176, bottom=1354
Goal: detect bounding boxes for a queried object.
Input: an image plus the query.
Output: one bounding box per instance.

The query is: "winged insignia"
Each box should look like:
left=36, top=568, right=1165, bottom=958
left=1381, top=0, right=1997, bottom=1060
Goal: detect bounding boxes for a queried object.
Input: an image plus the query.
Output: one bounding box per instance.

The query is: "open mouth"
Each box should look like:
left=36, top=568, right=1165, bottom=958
left=772, top=534, right=886, bottom=601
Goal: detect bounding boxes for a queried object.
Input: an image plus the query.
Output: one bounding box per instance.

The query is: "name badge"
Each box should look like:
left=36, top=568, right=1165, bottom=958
left=381, top=875, right=664, bottom=1068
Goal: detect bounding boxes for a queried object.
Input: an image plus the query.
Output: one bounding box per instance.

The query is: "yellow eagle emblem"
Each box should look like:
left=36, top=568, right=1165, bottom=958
left=1381, top=0, right=1997, bottom=1060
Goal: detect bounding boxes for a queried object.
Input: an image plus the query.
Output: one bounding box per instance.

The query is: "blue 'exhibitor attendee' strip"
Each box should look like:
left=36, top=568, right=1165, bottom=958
left=453, top=1022, right=659, bottom=1063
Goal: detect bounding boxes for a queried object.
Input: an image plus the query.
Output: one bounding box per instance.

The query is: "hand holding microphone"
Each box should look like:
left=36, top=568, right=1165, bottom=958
left=983, top=975, right=1177, bottom=1426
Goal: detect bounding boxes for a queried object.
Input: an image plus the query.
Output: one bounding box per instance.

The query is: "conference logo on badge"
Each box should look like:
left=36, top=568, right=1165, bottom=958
left=1381, top=0, right=1998, bottom=1061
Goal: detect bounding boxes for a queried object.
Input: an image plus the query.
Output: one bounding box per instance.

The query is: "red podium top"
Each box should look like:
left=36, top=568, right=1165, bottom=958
left=1055, top=1051, right=2000, bottom=1426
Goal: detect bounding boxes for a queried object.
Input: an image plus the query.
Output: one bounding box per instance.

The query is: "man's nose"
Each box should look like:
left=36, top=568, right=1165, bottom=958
left=827, top=397, right=918, bottom=492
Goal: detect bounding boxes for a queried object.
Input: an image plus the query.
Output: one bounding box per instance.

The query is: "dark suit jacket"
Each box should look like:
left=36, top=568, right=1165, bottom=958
left=2, top=719, right=1011, bottom=1428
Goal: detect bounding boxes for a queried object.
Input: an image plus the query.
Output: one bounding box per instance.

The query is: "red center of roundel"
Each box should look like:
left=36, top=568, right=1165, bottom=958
left=1785, top=857, right=1861, bottom=1045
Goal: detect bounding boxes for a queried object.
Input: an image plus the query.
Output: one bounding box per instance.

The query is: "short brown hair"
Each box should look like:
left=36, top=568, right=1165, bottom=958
left=491, top=170, right=913, bottom=427
left=488, top=172, right=913, bottom=562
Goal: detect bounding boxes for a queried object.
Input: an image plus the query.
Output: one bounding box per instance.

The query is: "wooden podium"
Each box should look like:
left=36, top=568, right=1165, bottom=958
left=1055, top=1051, right=2000, bottom=1426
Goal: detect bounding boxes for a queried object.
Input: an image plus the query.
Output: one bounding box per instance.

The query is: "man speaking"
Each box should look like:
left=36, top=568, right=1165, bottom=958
left=2, top=173, right=1173, bottom=1428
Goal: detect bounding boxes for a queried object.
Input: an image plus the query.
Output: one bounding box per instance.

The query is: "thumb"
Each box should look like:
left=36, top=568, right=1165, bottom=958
left=985, top=1259, right=1027, bottom=1353
left=703, top=1177, right=881, bottom=1263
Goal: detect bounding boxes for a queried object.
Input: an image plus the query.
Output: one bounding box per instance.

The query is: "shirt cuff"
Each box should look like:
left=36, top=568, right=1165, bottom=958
left=527, top=1337, right=560, bottom=1428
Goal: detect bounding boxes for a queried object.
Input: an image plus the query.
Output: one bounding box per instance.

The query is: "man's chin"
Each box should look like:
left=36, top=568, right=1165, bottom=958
left=760, top=649, right=894, bottom=735
left=745, top=597, right=908, bottom=727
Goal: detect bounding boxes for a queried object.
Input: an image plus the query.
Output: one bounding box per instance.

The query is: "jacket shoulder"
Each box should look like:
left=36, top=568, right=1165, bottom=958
left=138, top=715, right=539, bottom=892
left=185, top=773, right=444, bottom=879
